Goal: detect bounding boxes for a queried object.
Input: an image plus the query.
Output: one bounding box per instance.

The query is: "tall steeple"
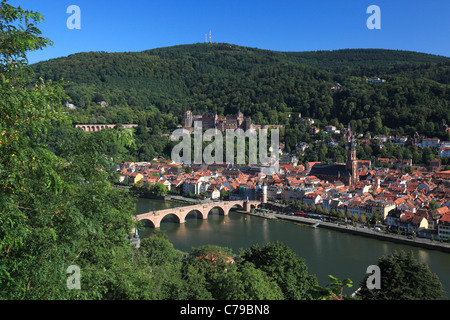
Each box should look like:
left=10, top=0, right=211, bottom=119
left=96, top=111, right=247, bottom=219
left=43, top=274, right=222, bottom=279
left=346, top=134, right=359, bottom=186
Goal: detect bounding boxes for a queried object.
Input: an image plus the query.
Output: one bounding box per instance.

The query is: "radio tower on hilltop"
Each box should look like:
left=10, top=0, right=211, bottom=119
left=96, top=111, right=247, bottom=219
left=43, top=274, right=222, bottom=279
left=205, top=30, right=212, bottom=44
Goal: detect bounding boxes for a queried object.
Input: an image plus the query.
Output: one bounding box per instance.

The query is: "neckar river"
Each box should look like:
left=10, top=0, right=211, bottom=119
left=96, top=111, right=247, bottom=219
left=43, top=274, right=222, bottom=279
left=136, top=198, right=450, bottom=296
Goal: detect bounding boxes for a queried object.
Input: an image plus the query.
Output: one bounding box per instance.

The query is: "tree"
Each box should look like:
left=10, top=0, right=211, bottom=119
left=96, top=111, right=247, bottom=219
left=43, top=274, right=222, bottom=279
left=338, top=209, right=345, bottom=220
left=0, top=1, right=137, bottom=299
left=318, top=142, right=328, bottom=162
left=405, top=166, right=414, bottom=174
left=220, top=190, right=229, bottom=200
left=312, top=275, right=354, bottom=300
left=316, top=205, right=323, bottom=215
left=212, top=262, right=284, bottom=300
left=239, top=241, right=318, bottom=300
left=363, top=213, right=370, bottom=224
left=356, top=251, right=447, bottom=300
left=93, top=93, right=105, bottom=104
left=300, top=202, right=308, bottom=212
left=152, top=182, right=168, bottom=197
left=370, top=213, right=379, bottom=226
left=429, top=200, right=441, bottom=210
left=184, top=244, right=234, bottom=275
left=139, top=232, right=181, bottom=267
left=345, top=210, right=352, bottom=220
left=181, top=245, right=235, bottom=297
left=370, top=113, right=383, bottom=135
left=330, top=208, right=337, bottom=217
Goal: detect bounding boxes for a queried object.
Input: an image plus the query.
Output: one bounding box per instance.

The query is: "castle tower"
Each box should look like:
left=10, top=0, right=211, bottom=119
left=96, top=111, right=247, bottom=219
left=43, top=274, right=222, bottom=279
left=236, top=110, right=244, bottom=127
left=202, top=112, right=218, bottom=129
left=244, top=116, right=252, bottom=131
left=183, top=110, right=193, bottom=128
left=346, top=135, right=359, bottom=186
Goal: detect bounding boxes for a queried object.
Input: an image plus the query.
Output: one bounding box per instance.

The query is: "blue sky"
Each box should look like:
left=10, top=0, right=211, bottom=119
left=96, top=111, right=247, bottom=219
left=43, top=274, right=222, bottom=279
left=10, top=0, right=450, bottom=64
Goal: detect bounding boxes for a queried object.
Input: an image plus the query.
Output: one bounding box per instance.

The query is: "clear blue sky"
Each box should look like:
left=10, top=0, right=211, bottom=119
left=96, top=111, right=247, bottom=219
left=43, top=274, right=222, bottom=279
left=10, top=0, right=450, bottom=64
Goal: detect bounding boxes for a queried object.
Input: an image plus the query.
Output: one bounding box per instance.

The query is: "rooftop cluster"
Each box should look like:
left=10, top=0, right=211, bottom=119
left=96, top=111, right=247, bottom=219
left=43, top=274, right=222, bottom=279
left=118, top=157, right=450, bottom=241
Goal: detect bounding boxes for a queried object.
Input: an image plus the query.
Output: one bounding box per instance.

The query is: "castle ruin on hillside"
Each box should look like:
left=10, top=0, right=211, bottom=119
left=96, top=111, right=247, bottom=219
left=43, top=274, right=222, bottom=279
left=183, top=110, right=281, bottom=132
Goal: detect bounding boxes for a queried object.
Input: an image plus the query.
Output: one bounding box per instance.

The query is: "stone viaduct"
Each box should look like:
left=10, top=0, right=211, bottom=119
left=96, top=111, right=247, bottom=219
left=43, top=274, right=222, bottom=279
left=74, top=124, right=138, bottom=132
left=134, top=200, right=261, bottom=229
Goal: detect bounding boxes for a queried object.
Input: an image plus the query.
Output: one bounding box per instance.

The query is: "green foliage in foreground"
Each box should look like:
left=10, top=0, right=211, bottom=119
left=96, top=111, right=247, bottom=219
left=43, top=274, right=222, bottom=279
left=0, top=0, right=136, bottom=299
left=356, top=251, right=447, bottom=300
left=121, top=235, right=315, bottom=300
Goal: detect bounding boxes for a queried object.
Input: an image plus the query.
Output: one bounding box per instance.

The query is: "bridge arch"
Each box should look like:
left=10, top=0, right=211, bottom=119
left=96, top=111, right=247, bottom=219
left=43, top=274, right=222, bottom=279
left=185, top=209, right=205, bottom=220
left=206, top=206, right=226, bottom=216
left=230, top=203, right=245, bottom=211
left=160, top=212, right=182, bottom=224
left=138, top=219, right=155, bottom=229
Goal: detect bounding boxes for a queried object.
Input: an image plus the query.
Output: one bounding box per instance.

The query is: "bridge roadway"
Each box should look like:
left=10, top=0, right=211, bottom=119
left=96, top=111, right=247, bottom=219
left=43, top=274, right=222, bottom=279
left=134, top=200, right=261, bottom=228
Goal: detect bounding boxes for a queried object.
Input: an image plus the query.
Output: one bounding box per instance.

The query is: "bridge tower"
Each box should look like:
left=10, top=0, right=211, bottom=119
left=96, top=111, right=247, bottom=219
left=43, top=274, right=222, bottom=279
left=244, top=197, right=251, bottom=212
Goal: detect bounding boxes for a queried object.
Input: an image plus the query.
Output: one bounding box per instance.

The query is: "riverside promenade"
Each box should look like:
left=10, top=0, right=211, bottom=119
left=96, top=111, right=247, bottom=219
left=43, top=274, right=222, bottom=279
left=246, top=211, right=450, bottom=253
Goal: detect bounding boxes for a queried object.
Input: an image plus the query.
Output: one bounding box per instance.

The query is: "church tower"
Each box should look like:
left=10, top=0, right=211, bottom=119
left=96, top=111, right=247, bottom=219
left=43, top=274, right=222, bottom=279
left=346, top=135, right=359, bottom=186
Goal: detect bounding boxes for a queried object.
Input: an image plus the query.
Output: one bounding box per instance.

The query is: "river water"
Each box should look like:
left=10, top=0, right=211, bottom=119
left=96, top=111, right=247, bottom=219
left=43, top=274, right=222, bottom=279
left=135, top=198, right=450, bottom=296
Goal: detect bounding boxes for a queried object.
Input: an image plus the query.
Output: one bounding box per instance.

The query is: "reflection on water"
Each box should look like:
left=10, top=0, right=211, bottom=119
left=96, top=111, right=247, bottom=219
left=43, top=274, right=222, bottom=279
left=135, top=199, right=450, bottom=295
left=416, top=250, right=431, bottom=266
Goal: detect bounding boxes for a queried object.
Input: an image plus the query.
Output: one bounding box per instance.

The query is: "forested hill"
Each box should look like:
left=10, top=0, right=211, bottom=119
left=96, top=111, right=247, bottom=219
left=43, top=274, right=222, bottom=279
left=31, top=43, right=450, bottom=138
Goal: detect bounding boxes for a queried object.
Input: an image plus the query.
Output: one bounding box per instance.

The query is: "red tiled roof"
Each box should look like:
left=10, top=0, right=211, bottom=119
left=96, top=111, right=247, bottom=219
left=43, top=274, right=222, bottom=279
left=440, top=213, right=450, bottom=223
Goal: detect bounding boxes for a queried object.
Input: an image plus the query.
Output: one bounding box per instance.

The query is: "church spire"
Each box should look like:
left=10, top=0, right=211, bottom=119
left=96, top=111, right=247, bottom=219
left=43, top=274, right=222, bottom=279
left=346, top=134, right=359, bottom=186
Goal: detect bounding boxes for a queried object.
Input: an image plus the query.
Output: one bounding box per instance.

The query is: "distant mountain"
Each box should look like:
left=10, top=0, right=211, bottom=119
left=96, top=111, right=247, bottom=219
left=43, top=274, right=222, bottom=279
left=30, top=43, right=450, bottom=138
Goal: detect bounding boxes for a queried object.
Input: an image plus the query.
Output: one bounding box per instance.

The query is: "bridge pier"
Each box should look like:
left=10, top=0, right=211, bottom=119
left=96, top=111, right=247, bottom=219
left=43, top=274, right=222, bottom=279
left=244, top=200, right=251, bottom=212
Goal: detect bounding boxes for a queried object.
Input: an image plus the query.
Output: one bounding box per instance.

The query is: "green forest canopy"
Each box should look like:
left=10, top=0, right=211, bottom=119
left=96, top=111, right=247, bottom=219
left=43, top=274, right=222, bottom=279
left=30, top=43, right=450, bottom=140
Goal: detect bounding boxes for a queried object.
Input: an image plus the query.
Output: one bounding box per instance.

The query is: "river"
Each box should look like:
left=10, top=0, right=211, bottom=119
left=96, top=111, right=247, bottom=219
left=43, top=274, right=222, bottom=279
left=135, top=198, right=450, bottom=297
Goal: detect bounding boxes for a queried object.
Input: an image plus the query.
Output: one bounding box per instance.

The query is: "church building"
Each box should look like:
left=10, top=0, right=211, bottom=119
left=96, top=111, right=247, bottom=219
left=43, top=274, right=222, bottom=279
left=309, top=130, right=359, bottom=186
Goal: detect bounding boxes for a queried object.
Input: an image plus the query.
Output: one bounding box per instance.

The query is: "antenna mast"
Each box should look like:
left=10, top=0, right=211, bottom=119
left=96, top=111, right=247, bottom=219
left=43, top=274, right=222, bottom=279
left=209, top=30, right=211, bottom=43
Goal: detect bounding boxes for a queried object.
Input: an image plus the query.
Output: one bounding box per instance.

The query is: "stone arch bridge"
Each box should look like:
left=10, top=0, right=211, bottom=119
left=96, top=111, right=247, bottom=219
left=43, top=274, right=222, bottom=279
left=74, top=124, right=138, bottom=132
left=134, top=200, right=261, bottom=229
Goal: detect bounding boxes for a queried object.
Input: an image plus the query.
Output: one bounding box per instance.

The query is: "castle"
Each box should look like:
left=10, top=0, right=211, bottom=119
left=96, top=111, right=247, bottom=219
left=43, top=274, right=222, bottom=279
left=183, top=110, right=252, bottom=132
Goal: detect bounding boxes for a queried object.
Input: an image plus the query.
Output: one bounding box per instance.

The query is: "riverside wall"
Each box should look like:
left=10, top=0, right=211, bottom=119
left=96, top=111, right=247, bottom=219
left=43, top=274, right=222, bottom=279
left=246, top=211, right=450, bottom=254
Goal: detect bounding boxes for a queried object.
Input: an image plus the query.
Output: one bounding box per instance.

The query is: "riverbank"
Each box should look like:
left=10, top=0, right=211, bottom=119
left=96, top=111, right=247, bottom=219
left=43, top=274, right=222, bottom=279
left=244, top=211, right=450, bottom=253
